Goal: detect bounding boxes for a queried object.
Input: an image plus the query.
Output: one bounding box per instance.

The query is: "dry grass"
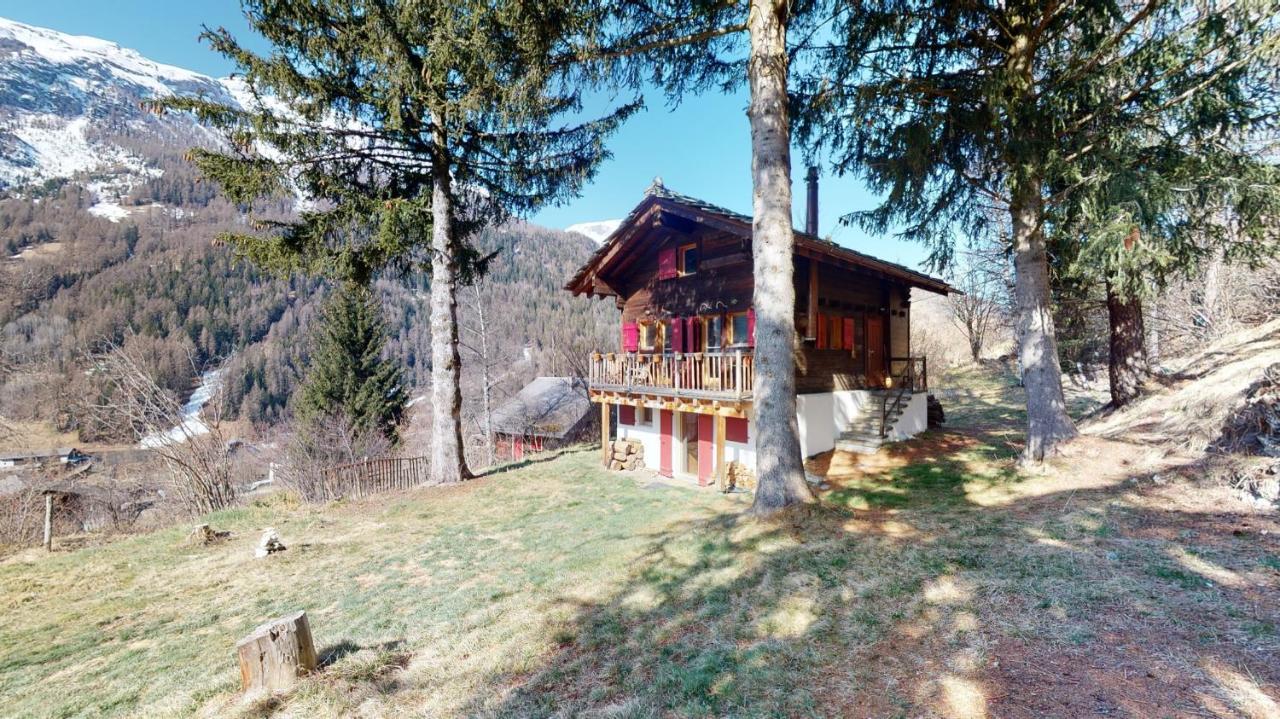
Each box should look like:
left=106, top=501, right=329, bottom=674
left=1, top=366, right=1277, bottom=718
left=1087, top=318, right=1280, bottom=450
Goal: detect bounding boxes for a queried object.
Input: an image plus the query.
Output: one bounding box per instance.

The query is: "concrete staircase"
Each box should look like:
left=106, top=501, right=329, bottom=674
left=834, top=391, right=904, bottom=454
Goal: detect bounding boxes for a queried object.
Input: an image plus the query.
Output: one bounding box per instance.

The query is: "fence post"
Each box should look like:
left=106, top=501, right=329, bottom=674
left=42, top=493, right=53, bottom=551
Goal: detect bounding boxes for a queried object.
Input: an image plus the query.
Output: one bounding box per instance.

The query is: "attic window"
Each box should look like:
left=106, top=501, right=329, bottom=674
left=678, top=243, right=699, bottom=276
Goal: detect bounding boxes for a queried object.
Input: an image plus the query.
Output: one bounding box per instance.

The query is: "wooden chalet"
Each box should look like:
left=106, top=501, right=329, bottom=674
left=565, top=176, right=955, bottom=487
left=490, top=377, right=595, bottom=461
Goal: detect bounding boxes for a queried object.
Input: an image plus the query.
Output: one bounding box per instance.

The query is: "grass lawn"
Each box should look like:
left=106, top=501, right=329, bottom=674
left=2, top=368, right=1277, bottom=718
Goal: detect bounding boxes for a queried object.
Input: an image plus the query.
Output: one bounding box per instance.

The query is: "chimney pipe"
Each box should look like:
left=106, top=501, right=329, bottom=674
left=805, top=166, right=819, bottom=236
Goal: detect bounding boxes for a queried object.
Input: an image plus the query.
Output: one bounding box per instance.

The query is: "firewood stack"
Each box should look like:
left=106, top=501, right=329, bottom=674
left=722, top=461, right=757, bottom=492
left=607, top=440, right=645, bottom=471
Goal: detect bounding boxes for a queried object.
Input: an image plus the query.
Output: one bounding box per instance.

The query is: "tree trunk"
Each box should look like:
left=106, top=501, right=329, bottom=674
left=1009, top=176, right=1078, bottom=462
left=1200, top=245, right=1225, bottom=339
left=746, top=0, right=814, bottom=515
left=968, top=313, right=983, bottom=363
left=236, top=611, right=317, bottom=696
left=429, top=127, right=472, bottom=484
left=1106, top=279, right=1148, bottom=407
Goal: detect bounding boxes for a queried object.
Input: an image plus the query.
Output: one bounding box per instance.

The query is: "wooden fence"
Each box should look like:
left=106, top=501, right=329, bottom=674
left=319, top=456, right=431, bottom=500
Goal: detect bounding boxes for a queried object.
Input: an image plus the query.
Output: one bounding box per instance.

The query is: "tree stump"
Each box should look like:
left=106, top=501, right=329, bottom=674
left=236, top=611, right=317, bottom=696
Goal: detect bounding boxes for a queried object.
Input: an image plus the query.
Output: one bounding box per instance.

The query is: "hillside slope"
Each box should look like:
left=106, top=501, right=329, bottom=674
left=1084, top=318, right=1280, bottom=453
left=2, top=368, right=1276, bottom=718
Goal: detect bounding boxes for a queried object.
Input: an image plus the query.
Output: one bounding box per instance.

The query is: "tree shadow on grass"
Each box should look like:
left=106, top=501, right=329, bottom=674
left=455, top=449, right=1279, bottom=718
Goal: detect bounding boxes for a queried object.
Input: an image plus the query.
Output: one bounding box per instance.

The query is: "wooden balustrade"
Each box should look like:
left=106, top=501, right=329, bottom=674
left=588, top=351, right=754, bottom=400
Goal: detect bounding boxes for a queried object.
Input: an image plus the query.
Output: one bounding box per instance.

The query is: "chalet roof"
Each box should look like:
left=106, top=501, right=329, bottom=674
left=566, top=180, right=956, bottom=296
left=490, top=377, right=592, bottom=440
left=0, top=447, right=74, bottom=462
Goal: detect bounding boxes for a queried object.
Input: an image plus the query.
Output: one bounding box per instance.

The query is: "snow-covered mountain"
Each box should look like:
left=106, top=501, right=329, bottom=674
left=565, top=219, right=622, bottom=245
left=0, top=17, right=240, bottom=189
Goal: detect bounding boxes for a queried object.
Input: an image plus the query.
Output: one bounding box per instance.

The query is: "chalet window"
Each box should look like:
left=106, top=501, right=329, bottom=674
left=637, top=406, right=653, bottom=425
left=662, top=319, right=674, bottom=352
left=727, top=312, right=751, bottom=347
left=638, top=320, right=658, bottom=351
left=704, top=315, right=723, bottom=350
left=677, top=243, right=699, bottom=276
left=829, top=315, right=843, bottom=350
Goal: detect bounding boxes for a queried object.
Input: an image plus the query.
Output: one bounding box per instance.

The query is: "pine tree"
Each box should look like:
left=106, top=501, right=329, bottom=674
left=792, top=0, right=1280, bottom=461
left=159, top=0, right=635, bottom=483
left=297, top=283, right=406, bottom=440
left=1059, top=139, right=1280, bottom=407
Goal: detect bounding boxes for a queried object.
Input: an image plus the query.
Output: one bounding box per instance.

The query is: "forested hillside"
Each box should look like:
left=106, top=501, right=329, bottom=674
left=0, top=158, right=612, bottom=442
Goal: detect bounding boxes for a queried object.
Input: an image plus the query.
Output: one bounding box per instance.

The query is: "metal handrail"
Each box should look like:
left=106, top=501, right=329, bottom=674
left=880, top=357, right=927, bottom=438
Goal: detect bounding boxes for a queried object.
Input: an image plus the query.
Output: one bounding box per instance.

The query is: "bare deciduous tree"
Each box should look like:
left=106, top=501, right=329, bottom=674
left=949, top=252, right=1009, bottom=364
left=460, top=283, right=501, bottom=469
left=280, top=413, right=393, bottom=503
left=93, top=342, right=235, bottom=515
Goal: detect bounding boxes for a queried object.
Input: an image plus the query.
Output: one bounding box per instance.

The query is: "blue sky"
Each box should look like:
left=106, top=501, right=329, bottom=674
left=0, top=1, right=932, bottom=272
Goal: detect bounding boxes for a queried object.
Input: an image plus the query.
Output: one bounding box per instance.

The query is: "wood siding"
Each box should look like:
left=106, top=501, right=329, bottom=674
left=616, top=229, right=754, bottom=325
left=603, top=224, right=906, bottom=393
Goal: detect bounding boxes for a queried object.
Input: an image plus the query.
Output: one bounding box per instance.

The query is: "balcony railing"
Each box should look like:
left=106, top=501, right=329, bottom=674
left=588, top=350, right=754, bottom=401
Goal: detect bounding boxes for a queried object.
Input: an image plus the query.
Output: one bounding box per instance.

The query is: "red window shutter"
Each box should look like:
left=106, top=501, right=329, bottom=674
left=747, top=308, right=756, bottom=347
left=671, top=316, right=684, bottom=353
left=619, top=405, right=635, bottom=425
left=842, top=318, right=855, bottom=350
left=686, top=317, right=699, bottom=353
left=622, top=322, right=639, bottom=352
left=657, top=247, right=677, bottom=280
left=817, top=313, right=828, bottom=349
left=725, top=417, right=749, bottom=443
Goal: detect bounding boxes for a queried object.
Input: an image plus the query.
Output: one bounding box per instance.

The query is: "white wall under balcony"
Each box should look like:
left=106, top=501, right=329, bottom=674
left=614, top=405, right=756, bottom=475
left=888, top=393, right=929, bottom=442
left=794, top=390, right=928, bottom=456
left=614, top=392, right=930, bottom=475
left=616, top=407, right=662, bottom=469
left=796, top=390, right=876, bottom=457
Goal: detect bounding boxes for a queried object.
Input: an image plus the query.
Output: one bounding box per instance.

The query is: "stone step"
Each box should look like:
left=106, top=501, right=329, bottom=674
left=836, top=440, right=883, bottom=454
left=834, top=427, right=885, bottom=440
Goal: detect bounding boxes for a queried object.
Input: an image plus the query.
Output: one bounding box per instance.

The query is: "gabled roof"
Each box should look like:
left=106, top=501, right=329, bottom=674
left=490, top=377, right=592, bottom=440
left=566, top=180, right=956, bottom=296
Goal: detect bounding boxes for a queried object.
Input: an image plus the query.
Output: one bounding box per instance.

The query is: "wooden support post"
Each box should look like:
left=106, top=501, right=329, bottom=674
left=236, top=611, right=317, bottom=696
left=714, top=414, right=727, bottom=491
left=601, top=402, right=611, bottom=467
left=807, top=259, right=819, bottom=340
left=42, top=493, right=53, bottom=552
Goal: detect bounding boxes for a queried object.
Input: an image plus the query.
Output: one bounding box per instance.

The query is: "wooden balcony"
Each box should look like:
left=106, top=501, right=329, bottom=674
left=588, top=351, right=754, bottom=401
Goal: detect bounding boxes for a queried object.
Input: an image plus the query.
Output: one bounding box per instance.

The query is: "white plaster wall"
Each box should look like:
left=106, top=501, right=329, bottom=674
left=795, top=390, right=880, bottom=457
left=615, top=395, right=936, bottom=473
left=887, top=392, right=929, bottom=442
left=616, top=406, right=662, bottom=468
left=725, top=411, right=756, bottom=469
left=795, top=390, right=929, bottom=456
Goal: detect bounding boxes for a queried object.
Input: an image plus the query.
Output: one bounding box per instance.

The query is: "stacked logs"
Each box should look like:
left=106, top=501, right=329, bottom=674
left=722, top=461, right=757, bottom=492
left=607, top=440, right=645, bottom=471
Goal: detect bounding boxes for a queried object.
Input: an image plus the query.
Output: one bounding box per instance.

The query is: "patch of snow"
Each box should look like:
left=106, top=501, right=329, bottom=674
left=0, top=17, right=208, bottom=96
left=87, top=201, right=129, bottom=222
left=139, top=369, right=224, bottom=448
left=566, top=219, right=623, bottom=245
